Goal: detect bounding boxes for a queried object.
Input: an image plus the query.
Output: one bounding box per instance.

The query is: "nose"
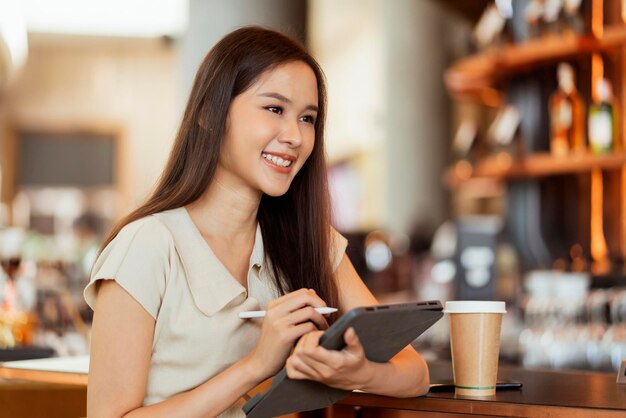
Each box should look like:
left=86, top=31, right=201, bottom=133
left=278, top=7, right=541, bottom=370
left=277, top=118, right=303, bottom=148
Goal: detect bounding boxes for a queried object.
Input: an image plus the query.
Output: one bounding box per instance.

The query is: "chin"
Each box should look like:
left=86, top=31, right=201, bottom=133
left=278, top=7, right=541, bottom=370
left=263, top=187, right=290, bottom=197
left=259, top=178, right=293, bottom=197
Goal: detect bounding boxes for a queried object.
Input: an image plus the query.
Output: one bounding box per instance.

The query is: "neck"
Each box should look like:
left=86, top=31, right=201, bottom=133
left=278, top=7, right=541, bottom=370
left=186, top=168, right=261, bottom=241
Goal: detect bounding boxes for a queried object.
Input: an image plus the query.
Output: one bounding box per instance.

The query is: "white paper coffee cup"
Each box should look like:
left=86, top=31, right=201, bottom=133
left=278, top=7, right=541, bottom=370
left=445, top=300, right=506, bottom=397
left=444, top=301, right=506, bottom=314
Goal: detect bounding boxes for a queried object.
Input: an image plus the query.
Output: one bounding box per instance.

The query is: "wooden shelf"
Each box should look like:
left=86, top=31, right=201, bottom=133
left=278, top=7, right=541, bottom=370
left=445, top=25, right=626, bottom=100
left=444, top=152, right=626, bottom=187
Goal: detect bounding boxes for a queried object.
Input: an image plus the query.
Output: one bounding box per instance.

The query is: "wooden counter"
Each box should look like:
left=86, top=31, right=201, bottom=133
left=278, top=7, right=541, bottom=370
left=0, top=380, right=86, bottom=418
left=0, top=356, right=88, bottom=417
left=2, top=358, right=624, bottom=417
left=0, top=355, right=88, bottom=386
left=317, top=362, right=626, bottom=418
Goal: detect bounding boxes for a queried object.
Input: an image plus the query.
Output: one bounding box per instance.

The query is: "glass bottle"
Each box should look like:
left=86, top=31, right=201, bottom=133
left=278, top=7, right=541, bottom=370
left=543, top=0, right=564, bottom=36
left=588, top=79, right=616, bottom=155
left=524, top=0, right=545, bottom=40
left=549, top=63, right=585, bottom=156
left=563, top=0, right=584, bottom=35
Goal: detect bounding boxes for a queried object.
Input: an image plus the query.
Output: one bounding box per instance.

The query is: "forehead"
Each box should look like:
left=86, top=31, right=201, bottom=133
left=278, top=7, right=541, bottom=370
left=247, top=61, right=319, bottom=105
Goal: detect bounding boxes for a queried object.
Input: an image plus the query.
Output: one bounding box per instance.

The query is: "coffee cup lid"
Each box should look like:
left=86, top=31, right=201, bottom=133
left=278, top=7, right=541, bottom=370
left=443, top=301, right=506, bottom=314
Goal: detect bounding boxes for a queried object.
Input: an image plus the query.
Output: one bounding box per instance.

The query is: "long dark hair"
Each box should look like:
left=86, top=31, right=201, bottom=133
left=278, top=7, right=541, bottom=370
left=100, top=26, right=339, bottom=312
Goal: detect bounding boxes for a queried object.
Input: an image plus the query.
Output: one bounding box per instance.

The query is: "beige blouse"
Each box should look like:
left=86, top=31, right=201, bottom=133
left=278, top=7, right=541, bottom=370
left=84, top=207, right=347, bottom=418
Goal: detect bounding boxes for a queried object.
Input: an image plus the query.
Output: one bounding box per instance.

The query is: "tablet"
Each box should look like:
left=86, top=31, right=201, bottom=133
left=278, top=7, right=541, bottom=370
left=243, top=300, right=443, bottom=418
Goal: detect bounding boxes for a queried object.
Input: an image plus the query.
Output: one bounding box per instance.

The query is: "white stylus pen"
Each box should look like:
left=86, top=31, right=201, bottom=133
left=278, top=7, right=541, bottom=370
left=238, top=307, right=338, bottom=319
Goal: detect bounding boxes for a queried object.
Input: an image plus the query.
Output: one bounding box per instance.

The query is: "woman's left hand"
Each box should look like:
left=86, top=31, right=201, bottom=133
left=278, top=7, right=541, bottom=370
left=285, top=327, right=373, bottom=390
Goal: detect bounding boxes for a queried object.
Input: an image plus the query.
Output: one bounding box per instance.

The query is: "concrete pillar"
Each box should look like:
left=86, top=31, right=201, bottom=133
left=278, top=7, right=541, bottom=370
left=309, top=0, right=450, bottom=234
left=383, top=0, right=449, bottom=234
left=180, top=0, right=306, bottom=101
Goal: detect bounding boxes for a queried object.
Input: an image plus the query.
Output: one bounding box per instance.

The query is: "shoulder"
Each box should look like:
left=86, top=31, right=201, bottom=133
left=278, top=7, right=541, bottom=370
left=329, top=226, right=348, bottom=272
left=330, top=226, right=347, bottom=246
left=117, top=215, right=174, bottom=245
left=93, top=214, right=175, bottom=276
left=106, top=214, right=176, bottom=255
left=86, top=215, right=175, bottom=318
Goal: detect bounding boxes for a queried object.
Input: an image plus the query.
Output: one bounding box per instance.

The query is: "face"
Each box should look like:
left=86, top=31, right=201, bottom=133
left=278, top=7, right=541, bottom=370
left=218, top=60, right=319, bottom=197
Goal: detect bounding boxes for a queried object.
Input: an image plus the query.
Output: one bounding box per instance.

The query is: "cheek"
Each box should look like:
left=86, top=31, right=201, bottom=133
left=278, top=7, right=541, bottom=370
left=227, top=124, right=269, bottom=163
left=250, top=119, right=276, bottom=145
left=303, top=132, right=316, bottom=159
left=230, top=109, right=275, bottom=151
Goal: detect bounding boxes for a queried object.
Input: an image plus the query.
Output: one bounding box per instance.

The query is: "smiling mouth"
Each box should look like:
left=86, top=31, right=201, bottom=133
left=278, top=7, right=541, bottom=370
left=261, top=152, right=294, bottom=168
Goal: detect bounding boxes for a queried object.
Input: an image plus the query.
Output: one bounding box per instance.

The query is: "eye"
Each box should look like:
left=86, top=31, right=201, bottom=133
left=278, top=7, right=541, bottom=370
left=300, top=115, right=316, bottom=125
left=265, top=106, right=283, bottom=115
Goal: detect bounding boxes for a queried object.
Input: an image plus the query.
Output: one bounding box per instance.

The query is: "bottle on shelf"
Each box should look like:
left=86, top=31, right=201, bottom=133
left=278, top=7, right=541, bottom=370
left=487, top=104, right=522, bottom=157
left=549, top=63, right=585, bottom=156
left=450, top=118, right=478, bottom=182
left=524, top=0, right=545, bottom=40
left=543, top=0, right=564, bottom=36
left=588, top=78, right=616, bottom=154
left=563, top=0, right=584, bottom=34
left=452, top=118, right=478, bottom=162
left=472, top=3, right=508, bottom=50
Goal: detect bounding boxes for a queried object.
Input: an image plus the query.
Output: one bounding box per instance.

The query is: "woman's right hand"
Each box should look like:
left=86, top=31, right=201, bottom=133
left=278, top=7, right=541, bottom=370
left=246, top=288, right=330, bottom=379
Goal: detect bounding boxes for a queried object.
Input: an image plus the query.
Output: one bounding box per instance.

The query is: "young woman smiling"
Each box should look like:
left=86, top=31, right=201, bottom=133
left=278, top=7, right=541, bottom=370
left=85, top=26, right=430, bottom=418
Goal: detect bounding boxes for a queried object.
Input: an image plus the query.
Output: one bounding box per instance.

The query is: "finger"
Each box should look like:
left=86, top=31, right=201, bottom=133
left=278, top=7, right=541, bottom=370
left=287, top=321, right=318, bottom=342
left=294, top=330, right=323, bottom=354
left=287, top=351, right=332, bottom=379
left=298, top=339, right=345, bottom=366
left=293, top=332, right=311, bottom=354
left=274, top=289, right=327, bottom=315
left=344, top=327, right=358, bottom=346
left=286, top=355, right=321, bottom=381
left=304, top=330, right=323, bottom=350
left=286, top=365, right=309, bottom=381
left=285, top=306, right=328, bottom=330
left=298, top=339, right=346, bottom=368
left=292, top=350, right=336, bottom=377
left=344, top=327, right=365, bottom=355
left=272, top=288, right=312, bottom=305
left=274, top=288, right=317, bottom=305
left=266, top=288, right=308, bottom=312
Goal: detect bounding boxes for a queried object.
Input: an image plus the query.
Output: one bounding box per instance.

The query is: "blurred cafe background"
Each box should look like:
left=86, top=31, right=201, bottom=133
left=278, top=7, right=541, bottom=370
left=1, top=0, right=626, bottom=376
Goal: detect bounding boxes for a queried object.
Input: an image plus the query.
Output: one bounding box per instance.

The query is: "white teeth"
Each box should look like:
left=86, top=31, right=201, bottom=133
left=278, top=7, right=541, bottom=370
left=262, top=153, right=292, bottom=167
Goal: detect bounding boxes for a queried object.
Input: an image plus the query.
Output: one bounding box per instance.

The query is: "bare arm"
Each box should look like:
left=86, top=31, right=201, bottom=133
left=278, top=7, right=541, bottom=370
left=286, top=254, right=430, bottom=398
left=89, top=281, right=329, bottom=418
left=88, top=280, right=266, bottom=417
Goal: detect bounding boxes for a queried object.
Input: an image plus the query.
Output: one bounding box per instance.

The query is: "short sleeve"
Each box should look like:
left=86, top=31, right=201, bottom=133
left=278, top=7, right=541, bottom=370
left=330, top=227, right=348, bottom=272
left=83, top=217, right=171, bottom=320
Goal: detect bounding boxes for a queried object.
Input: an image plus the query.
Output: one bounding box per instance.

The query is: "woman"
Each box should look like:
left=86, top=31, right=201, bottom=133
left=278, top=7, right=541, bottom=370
left=85, top=26, right=430, bottom=418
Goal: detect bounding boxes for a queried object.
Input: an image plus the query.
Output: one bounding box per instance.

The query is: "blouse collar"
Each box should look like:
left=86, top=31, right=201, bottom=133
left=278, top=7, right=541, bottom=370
left=153, top=207, right=265, bottom=316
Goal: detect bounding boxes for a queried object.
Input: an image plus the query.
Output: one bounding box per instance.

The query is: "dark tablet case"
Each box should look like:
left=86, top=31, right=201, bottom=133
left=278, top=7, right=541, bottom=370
left=243, top=300, right=444, bottom=418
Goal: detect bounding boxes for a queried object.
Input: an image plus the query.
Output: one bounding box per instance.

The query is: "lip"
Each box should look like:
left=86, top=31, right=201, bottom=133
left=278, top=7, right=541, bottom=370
left=261, top=151, right=297, bottom=162
left=261, top=153, right=294, bottom=174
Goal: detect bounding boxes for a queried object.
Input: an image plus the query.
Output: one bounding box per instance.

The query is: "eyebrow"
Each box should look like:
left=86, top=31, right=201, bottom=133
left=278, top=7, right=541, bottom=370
left=258, top=92, right=318, bottom=113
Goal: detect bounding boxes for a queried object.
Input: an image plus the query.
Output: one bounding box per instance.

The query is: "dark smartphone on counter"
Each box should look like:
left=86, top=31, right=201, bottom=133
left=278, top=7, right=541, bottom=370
left=429, top=380, right=523, bottom=392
